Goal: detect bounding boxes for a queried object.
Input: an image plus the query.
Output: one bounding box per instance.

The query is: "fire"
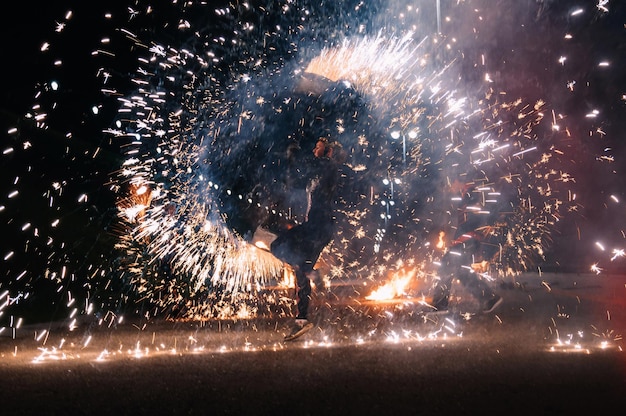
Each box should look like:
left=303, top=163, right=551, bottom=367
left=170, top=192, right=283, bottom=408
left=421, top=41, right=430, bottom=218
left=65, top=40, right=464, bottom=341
left=366, top=269, right=417, bottom=301
left=436, top=231, right=446, bottom=250
left=279, top=265, right=295, bottom=288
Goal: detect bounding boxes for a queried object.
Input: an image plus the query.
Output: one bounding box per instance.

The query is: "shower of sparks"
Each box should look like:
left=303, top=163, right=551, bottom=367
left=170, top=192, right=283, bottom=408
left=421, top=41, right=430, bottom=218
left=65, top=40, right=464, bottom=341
left=1, top=0, right=625, bottom=343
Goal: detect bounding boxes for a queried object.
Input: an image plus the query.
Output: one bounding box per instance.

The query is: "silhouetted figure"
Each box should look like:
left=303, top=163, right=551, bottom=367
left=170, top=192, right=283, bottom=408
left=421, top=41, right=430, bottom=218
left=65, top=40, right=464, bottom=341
left=270, top=138, right=342, bottom=341
left=431, top=182, right=503, bottom=314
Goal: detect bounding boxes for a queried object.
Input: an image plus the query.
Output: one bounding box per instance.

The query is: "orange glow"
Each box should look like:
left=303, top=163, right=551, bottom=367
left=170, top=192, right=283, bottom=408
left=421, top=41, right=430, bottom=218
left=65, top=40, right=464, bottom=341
left=280, top=266, right=295, bottom=288
left=304, top=49, right=347, bottom=82
left=254, top=241, right=270, bottom=251
left=117, top=182, right=153, bottom=223
left=471, top=260, right=490, bottom=273
left=436, top=231, right=446, bottom=250
left=366, top=268, right=417, bottom=301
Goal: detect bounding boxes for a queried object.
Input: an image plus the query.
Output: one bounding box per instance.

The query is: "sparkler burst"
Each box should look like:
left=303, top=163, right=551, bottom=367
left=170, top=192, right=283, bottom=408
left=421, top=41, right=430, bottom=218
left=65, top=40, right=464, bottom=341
left=1, top=0, right=625, bottom=333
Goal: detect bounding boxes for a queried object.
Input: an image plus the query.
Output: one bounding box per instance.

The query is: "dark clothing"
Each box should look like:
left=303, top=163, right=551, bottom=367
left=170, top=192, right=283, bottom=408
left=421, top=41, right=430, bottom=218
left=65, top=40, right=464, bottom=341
left=433, top=232, right=495, bottom=306
left=270, top=156, right=339, bottom=319
left=270, top=220, right=332, bottom=319
left=433, top=185, right=499, bottom=308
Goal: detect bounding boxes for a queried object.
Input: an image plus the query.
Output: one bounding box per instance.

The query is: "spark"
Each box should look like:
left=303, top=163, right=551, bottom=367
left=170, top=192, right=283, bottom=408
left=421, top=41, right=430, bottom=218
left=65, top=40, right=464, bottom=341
left=596, top=1, right=609, bottom=13
left=590, top=264, right=603, bottom=274
left=0, top=1, right=620, bottom=351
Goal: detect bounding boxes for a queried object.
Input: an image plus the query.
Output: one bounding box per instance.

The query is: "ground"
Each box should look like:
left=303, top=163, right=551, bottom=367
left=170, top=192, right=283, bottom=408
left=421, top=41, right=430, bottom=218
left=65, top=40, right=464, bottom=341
left=1, top=272, right=625, bottom=414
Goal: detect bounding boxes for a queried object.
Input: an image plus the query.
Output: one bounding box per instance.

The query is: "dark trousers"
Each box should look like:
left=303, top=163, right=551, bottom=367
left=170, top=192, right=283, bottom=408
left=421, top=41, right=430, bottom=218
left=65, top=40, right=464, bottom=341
left=294, top=266, right=312, bottom=319
left=271, top=226, right=327, bottom=321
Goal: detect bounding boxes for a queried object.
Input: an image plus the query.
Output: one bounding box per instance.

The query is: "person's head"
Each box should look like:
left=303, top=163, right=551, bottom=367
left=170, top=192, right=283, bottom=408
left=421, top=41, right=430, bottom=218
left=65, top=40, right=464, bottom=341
left=313, top=137, right=328, bottom=158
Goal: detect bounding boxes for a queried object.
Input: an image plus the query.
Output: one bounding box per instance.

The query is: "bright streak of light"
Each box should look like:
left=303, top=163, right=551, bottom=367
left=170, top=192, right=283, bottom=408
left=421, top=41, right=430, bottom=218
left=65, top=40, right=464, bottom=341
left=610, top=249, right=625, bottom=261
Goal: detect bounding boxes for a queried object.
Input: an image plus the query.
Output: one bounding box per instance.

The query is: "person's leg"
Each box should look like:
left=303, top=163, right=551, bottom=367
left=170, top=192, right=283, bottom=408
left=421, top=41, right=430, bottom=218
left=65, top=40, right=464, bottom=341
left=457, top=268, right=493, bottom=299
left=284, top=265, right=314, bottom=341
left=433, top=239, right=482, bottom=310
left=294, top=265, right=311, bottom=319
left=456, top=268, right=502, bottom=313
left=432, top=251, right=458, bottom=310
left=432, top=274, right=452, bottom=305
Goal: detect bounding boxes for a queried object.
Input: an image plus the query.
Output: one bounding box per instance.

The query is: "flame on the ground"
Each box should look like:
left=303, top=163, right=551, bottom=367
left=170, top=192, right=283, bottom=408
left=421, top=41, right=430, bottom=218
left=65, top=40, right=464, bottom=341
left=436, top=231, right=446, bottom=250
left=366, top=268, right=417, bottom=301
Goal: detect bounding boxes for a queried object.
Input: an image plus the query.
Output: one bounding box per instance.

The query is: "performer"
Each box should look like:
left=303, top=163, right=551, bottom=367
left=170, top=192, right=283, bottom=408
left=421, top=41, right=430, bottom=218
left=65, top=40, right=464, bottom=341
left=270, top=138, right=343, bottom=341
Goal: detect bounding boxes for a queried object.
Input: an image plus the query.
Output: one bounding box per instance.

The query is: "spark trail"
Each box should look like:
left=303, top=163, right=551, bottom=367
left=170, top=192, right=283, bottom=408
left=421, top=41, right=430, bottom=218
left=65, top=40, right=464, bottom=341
left=1, top=0, right=623, bottom=327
